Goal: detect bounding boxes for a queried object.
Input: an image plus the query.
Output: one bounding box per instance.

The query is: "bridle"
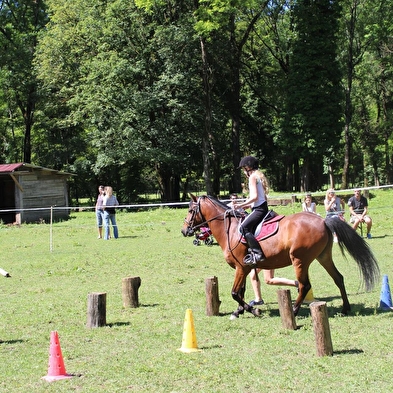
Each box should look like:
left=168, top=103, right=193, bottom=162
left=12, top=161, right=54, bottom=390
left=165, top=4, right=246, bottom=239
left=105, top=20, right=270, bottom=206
left=184, top=196, right=243, bottom=253
left=184, top=196, right=225, bottom=235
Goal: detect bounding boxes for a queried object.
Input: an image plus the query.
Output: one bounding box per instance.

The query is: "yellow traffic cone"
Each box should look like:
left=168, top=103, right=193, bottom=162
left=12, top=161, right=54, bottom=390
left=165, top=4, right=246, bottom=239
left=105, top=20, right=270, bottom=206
left=303, top=287, right=315, bottom=304
left=178, top=309, right=201, bottom=353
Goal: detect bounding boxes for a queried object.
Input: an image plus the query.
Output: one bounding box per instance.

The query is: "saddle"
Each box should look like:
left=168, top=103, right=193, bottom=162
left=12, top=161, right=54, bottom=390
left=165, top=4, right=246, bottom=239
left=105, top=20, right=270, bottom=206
left=240, top=210, right=285, bottom=243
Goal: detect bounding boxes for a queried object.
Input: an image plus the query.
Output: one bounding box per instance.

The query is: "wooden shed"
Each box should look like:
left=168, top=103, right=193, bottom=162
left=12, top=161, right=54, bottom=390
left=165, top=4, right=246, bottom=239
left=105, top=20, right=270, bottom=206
left=0, top=163, right=74, bottom=224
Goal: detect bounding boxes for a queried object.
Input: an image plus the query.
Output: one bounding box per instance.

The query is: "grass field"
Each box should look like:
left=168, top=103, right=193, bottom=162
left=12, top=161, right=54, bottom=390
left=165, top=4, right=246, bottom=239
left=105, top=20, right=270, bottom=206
left=1, top=189, right=393, bottom=392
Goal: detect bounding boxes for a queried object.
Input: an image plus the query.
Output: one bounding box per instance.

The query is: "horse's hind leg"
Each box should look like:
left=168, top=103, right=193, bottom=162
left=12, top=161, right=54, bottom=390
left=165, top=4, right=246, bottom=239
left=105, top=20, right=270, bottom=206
left=317, top=250, right=351, bottom=315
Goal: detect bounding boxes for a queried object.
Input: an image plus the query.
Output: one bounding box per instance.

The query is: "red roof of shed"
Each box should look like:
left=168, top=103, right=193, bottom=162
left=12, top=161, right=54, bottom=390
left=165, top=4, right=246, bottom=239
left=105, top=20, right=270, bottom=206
left=0, top=163, right=74, bottom=176
left=0, top=163, right=24, bottom=172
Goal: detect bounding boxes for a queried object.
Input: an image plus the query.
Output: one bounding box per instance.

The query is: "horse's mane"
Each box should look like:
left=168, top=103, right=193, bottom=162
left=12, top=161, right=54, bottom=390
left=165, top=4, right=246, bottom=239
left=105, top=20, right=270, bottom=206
left=205, top=195, right=230, bottom=211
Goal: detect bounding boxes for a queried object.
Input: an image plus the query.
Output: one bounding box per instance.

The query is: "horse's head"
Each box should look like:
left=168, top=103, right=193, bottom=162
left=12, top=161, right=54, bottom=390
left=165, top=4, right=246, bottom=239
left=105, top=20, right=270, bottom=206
left=181, top=194, right=229, bottom=237
left=181, top=194, right=203, bottom=237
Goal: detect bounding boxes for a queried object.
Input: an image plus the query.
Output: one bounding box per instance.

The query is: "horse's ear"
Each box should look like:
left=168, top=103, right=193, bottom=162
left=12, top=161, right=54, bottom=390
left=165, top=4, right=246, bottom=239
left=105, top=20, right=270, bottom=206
left=190, top=193, right=197, bottom=202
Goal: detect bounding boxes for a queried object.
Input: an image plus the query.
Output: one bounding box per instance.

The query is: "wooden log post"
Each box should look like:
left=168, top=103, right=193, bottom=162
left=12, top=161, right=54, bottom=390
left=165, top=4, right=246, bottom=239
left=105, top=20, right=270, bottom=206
left=310, top=301, right=333, bottom=356
left=205, top=276, right=221, bottom=316
left=86, top=292, right=107, bottom=328
left=122, top=276, right=141, bottom=308
left=277, top=289, right=297, bottom=330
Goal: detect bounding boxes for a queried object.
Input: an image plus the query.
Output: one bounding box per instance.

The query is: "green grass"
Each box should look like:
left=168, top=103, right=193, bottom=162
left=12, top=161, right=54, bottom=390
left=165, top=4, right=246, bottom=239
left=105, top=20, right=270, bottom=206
left=1, top=189, right=393, bottom=392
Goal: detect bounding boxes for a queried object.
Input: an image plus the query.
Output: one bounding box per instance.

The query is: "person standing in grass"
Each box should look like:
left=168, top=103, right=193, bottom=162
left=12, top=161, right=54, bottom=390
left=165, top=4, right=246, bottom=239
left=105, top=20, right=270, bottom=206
left=103, top=186, right=119, bottom=240
left=95, top=185, right=105, bottom=239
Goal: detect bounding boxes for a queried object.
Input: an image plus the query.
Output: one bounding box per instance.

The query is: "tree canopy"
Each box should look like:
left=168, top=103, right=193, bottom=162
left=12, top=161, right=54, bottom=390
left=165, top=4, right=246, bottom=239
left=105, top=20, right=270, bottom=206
left=1, top=0, right=393, bottom=202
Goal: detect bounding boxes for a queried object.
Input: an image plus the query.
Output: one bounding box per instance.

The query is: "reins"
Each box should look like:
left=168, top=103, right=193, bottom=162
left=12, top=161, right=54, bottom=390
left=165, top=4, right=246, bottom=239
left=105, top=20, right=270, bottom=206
left=224, top=209, right=243, bottom=252
left=187, top=197, right=224, bottom=232
left=188, top=196, right=243, bottom=253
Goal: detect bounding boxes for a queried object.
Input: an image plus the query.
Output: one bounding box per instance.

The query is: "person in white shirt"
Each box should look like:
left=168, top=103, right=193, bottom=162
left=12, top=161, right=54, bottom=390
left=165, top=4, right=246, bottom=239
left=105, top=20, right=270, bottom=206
left=103, top=186, right=119, bottom=240
left=233, top=156, right=268, bottom=265
left=302, top=193, right=317, bottom=213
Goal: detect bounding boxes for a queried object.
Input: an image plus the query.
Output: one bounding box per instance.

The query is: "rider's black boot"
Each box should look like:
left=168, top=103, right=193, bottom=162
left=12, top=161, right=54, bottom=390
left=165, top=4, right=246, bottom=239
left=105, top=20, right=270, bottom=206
left=243, top=233, right=265, bottom=265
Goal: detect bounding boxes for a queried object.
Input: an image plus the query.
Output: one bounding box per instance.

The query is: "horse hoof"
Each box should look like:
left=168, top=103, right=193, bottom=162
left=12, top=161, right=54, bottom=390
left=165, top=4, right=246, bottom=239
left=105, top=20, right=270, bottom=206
left=229, top=313, right=239, bottom=320
left=251, top=307, right=261, bottom=317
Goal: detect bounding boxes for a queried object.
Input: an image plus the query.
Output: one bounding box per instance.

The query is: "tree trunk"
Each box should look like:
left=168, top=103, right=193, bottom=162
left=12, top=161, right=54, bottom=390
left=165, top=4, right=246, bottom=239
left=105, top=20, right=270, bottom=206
left=341, top=3, right=356, bottom=190
left=156, top=164, right=180, bottom=202
left=200, top=37, right=214, bottom=196
left=20, top=93, right=35, bottom=164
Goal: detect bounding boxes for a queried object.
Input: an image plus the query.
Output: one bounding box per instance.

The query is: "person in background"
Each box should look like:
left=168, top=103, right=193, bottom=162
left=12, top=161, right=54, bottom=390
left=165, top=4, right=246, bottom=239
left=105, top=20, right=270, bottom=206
left=324, top=189, right=345, bottom=219
left=248, top=268, right=299, bottom=306
left=228, top=193, right=247, bottom=215
left=95, top=185, right=105, bottom=239
left=302, top=193, right=317, bottom=213
left=348, top=189, right=372, bottom=239
left=103, top=186, right=119, bottom=240
left=324, top=188, right=345, bottom=243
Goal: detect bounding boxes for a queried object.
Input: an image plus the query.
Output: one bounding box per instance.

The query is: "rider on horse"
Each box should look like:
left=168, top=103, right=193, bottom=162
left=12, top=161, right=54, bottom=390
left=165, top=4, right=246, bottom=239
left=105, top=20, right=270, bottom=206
left=232, top=156, right=269, bottom=266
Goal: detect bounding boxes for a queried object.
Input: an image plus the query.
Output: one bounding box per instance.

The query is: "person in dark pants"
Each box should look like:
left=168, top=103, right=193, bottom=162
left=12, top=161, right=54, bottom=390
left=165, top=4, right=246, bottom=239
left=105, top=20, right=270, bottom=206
left=232, top=156, right=269, bottom=265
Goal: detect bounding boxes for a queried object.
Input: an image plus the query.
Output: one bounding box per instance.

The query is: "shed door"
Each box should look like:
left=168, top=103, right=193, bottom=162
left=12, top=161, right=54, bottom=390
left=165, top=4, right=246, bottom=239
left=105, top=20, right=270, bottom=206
left=0, top=177, right=16, bottom=224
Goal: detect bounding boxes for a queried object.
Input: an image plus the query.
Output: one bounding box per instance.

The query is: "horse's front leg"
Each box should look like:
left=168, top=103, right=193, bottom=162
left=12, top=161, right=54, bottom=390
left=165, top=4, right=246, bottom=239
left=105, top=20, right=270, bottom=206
left=230, top=275, right=261, bottom=320
left=293, top=280, right=312, bottom=316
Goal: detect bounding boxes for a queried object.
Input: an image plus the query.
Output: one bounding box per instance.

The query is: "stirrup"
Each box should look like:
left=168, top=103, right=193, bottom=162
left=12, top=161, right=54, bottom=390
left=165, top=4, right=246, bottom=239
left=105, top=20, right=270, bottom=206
left=243, top=251, right=264, bottom=266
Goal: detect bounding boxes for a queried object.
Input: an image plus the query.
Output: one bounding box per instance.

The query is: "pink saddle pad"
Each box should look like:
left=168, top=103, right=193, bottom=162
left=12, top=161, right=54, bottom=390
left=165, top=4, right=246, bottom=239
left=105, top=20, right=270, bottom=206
left=240, top=215, right=284, bottom=243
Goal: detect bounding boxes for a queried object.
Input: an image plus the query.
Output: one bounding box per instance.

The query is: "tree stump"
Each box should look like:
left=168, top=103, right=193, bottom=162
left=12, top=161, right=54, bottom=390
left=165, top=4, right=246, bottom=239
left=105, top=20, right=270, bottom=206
left=277, top=289, right=297, bottom=330
left=310, top=301, right=333, bottom=356
left=86, top=292, right=107, bottom=328
left=122, top=276, right=141, bottom=308
left=205, top=276, right=221, bottom=316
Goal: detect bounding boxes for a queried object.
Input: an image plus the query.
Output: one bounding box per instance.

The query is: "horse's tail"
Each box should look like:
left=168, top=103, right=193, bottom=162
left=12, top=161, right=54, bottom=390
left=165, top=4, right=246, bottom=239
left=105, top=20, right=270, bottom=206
left=324, top=218, right=380, bottom=291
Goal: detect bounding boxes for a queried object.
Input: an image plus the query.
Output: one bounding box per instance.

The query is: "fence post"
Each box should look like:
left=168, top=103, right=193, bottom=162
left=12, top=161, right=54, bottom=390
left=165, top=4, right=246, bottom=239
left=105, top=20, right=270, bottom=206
left=310, top=301, right=333, bottom=356
left=205, top=276, right=220, bottom=316
left=277, top=289, right=297, bottom=330
left=87, top=292, right=107, bottom=328
left=122, top=276, right=141, bottom=308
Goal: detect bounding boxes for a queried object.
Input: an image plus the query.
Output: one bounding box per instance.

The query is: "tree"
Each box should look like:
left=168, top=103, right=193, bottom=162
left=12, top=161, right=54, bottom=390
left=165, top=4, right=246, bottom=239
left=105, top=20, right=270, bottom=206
left=36, top=0, right=204, bottom=201
left=350, top=0, right=393, bottom=186
left=283, top=0, right=343, bottom=191
left=0, top=0, right=48, bottom=163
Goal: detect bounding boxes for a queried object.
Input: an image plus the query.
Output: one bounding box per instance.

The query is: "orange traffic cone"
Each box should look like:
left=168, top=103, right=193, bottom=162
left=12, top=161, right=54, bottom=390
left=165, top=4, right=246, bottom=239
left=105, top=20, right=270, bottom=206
left=177, top=309, right=201, bottom=353
left=42, top=331, right=73, bottom=382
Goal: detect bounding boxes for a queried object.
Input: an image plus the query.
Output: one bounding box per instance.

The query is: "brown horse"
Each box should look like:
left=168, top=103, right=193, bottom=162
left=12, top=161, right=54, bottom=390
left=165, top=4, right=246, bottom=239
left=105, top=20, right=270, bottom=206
left=181, top=194, right=380, bottom=319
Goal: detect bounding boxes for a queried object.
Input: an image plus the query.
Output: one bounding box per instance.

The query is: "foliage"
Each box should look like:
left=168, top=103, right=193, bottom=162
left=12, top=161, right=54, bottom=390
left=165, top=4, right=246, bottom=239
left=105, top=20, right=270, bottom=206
left=0, top=0, right=48, bottom=162
left=1, top=0, right=393, bottom=200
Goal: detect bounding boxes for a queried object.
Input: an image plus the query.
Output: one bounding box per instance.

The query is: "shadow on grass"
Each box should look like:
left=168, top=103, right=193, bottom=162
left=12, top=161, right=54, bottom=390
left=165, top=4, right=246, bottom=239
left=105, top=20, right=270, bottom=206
left=107, top=322, right=131, bottom=327
left=214, top=295, right=382, bottom=320
left=139, top=303, right=160, bottom=308
left=0, top=339, right=24, bottom=345
left=333, top=348, right=364, bottom=355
